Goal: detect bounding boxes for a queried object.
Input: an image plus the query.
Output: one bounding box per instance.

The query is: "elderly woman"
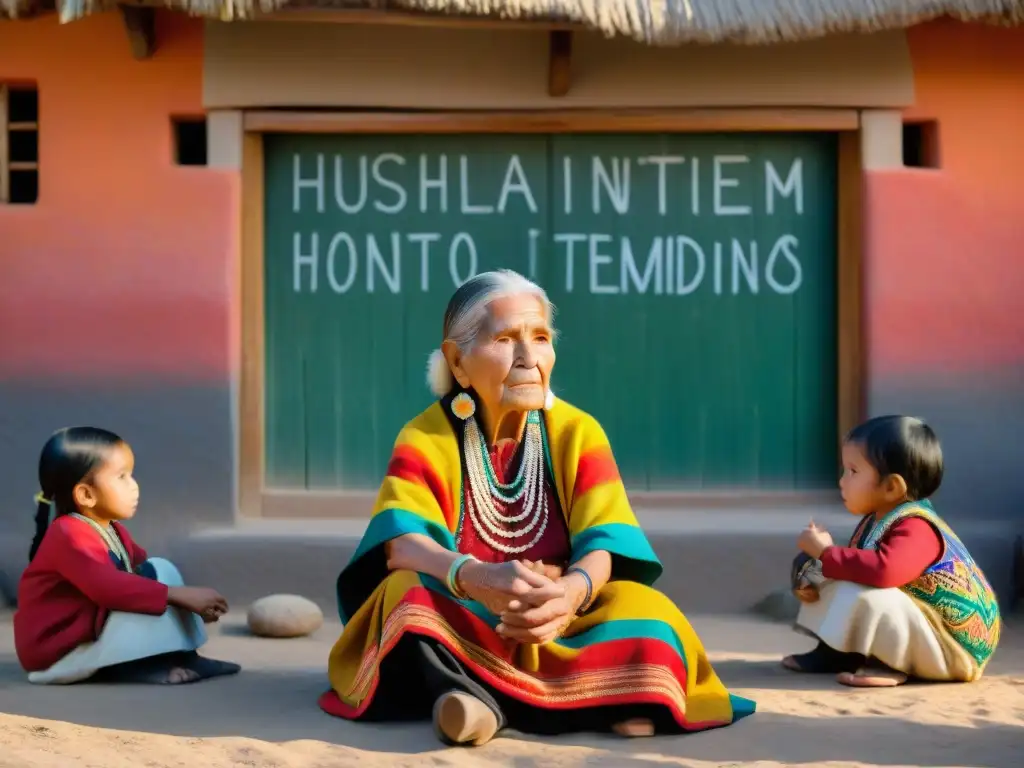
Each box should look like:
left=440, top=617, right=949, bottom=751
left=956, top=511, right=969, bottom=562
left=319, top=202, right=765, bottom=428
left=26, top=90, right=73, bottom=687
left=318, top=270, right=755, bottom=745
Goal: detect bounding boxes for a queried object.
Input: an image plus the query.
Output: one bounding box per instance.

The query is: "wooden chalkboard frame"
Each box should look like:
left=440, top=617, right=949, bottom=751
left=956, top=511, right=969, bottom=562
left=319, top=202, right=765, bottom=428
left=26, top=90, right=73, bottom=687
left=239, top=108, right=863, bottom=519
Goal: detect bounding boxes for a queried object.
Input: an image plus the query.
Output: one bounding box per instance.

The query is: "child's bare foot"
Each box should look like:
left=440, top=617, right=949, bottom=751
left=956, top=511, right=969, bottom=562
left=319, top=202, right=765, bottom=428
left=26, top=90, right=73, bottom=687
left=837, top=666, right=907, bottom=687
left=166, top=665, right=201, bottom=684
left=612, top=718, right=655, bottom=737
left=179, top=651, right=241, bottom=681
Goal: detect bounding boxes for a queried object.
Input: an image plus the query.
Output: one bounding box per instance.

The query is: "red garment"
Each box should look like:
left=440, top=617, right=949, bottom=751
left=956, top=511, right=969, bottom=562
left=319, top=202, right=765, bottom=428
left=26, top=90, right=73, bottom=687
left=14, top=515, right=169, bottom=672
left=456, top=440, right=571, bottom=566
left=820, top=516, right=943, bottom=589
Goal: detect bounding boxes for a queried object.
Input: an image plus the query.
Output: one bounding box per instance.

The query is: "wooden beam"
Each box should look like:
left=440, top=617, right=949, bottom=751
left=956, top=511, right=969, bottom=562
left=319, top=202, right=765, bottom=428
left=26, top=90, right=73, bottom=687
left=239, top=132, right=267, bottom=518
left=119, top=5, right=156, bottom=61
left=837, top=130, right=866, bottom=439
left=548, top=30, right=573, bottom=98
left=243, top=108, right=861, bottom=135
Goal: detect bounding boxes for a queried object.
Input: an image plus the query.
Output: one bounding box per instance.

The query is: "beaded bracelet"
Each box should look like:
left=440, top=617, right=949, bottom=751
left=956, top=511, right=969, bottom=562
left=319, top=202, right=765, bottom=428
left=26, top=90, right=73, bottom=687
left=566, top=566, right=594, bottom=615
left=447, top=554, right=475, bottom=600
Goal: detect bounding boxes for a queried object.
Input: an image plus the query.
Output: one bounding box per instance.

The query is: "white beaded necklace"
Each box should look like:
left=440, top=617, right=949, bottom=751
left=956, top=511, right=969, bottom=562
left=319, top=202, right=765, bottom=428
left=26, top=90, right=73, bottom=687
left=462, top=412, right=549, bottom=555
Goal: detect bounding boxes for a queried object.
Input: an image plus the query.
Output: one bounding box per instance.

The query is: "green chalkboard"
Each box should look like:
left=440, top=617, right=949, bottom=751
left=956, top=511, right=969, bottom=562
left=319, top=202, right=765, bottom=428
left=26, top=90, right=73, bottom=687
left=263, top=132, right=838, bottom=492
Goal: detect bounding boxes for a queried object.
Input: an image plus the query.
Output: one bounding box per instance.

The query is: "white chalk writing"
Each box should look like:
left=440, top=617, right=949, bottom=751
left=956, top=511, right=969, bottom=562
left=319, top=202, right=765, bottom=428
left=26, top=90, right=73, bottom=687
left=287, top=150, right=810, bottom=295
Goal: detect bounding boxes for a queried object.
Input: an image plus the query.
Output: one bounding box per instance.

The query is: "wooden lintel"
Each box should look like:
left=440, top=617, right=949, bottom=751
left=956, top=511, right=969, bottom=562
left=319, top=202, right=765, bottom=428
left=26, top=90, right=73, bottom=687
left=243, top=108, right=861, bottom=135
left=119, top=5, right=156, bottom=61
left=548, top=30, right=573, bottom=98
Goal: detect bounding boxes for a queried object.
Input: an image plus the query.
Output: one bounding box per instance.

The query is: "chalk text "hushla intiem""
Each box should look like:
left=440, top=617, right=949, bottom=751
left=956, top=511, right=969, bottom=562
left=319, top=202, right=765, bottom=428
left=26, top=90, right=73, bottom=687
left=289, top=153, right=805, bottom=218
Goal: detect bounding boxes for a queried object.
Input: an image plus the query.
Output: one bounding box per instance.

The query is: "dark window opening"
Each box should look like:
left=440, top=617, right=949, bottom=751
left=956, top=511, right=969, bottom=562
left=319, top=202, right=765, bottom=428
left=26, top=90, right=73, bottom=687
left=9, top=128, right=38, bottom=164
left=173, top=117, right=208, bottom=166
left=3, top=84, right=40, bottom=205
left=903, top=120, right=940, bottom=169
left=9, top=170, right=38, bottom=204
left=7, top=88, right=38, bottom=124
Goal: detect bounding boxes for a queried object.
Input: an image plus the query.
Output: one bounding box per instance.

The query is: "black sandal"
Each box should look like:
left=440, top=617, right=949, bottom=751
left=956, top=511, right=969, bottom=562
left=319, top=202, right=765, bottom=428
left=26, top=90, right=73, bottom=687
left=782, top=642, right=863, bottom=674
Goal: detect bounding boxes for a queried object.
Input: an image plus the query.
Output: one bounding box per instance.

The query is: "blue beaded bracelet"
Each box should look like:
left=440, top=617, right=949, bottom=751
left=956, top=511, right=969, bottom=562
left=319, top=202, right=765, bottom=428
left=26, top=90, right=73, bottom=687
left=567, top=566, right=594, bottom=615
left=447, top=554, right=475, bottom=600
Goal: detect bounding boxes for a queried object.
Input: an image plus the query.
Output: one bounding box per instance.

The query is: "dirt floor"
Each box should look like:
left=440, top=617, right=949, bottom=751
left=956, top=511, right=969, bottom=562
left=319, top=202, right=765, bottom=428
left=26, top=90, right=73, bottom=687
left=0, top=611, right=1020, bottom=768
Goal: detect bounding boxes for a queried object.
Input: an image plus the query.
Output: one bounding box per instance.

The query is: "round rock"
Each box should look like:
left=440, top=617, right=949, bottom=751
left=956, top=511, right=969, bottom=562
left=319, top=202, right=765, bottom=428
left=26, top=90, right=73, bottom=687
left=247, top=594, right=324, bottom=638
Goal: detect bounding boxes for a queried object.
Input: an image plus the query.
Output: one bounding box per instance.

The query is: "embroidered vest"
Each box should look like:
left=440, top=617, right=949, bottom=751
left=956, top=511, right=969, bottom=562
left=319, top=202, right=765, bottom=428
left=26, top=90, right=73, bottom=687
left=850, top=500, right=1001, bottom=667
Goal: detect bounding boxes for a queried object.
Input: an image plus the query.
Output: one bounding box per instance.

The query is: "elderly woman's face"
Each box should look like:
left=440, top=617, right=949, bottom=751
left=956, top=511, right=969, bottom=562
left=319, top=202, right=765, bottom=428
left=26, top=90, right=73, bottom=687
left=450, top=294, right=555, bottom=417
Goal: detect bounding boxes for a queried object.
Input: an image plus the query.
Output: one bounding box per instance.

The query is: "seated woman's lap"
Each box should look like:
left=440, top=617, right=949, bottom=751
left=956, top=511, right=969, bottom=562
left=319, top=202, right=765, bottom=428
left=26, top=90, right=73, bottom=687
left=376, top=570, right=698, bottom=656
left=582, top=580, right=686, bottom=623
left=365, top=629, right=680, bottom=734
left=367, top=571, right=705, bottom=712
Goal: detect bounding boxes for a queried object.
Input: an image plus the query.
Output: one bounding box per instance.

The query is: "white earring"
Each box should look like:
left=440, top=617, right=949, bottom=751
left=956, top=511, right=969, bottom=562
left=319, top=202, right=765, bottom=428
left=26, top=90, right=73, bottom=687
left=426, top=349, right=454, bottom=397
left=544, top=389, right=555, bottom=410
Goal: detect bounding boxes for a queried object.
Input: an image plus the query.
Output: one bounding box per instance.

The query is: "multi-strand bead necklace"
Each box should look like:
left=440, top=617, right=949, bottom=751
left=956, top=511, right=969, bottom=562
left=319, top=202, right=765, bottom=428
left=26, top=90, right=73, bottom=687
left=457, top=400, right=549, bottom=555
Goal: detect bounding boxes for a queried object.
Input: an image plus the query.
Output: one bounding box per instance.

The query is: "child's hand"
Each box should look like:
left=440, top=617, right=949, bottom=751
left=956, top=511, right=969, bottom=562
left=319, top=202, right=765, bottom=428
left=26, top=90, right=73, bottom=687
left=168, top=586, right=229, bottom=621
left=797, top=523, right=833, bottom=559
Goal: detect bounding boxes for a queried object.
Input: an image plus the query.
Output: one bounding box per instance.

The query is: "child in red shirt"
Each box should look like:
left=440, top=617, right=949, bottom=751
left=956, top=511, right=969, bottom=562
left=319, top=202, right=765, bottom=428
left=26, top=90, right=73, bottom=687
left=782, top=416, right=1000, bottom=687
left=15, top=426, right=241, bottom=684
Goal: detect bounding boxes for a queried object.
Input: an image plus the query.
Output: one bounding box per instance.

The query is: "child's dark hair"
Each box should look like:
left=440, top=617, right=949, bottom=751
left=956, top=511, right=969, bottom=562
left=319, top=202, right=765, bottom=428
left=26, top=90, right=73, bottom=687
left=29, top=426, right=125, bottom=562
left=845, top=415, right=943, bottom=501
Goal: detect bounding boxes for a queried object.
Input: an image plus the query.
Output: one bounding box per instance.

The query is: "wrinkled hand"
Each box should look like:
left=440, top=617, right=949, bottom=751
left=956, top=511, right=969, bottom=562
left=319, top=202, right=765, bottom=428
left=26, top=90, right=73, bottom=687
left=457, top=559, right=565, bottom=617
left=797, top=523, right=833, bottom=560
left=497, top=572, right=583, bottom=645
left=520, top=559, right=565, bottom=582
left=497, top=593, right=575, bottom=645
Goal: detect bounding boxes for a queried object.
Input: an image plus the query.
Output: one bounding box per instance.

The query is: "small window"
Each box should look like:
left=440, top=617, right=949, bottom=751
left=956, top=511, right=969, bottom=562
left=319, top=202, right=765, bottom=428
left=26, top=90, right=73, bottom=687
left=903, top=120, right=940, bottom=169
left=1, top=85, right=40, bottom=205
left=173, top=117, right=208, bottom=167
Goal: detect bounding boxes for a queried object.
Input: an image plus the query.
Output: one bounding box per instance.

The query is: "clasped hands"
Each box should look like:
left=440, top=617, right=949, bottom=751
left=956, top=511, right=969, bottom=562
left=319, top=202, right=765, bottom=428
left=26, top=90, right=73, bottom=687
left=457, top=558, right=581, bottom=645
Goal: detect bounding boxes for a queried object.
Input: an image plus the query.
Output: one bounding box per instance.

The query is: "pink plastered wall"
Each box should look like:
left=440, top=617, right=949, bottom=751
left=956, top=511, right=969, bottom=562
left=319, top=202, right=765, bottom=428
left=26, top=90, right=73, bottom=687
left=865, top=21, right=1024, bottom=380
left=0, top=12, right=239, bottom=383
left=4, top=16, right=1019, bottom=387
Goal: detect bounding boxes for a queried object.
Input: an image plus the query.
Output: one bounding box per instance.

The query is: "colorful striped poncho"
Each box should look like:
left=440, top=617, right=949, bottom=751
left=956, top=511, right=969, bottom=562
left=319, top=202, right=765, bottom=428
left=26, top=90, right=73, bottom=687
left=319, top=397, right=755, bottom=730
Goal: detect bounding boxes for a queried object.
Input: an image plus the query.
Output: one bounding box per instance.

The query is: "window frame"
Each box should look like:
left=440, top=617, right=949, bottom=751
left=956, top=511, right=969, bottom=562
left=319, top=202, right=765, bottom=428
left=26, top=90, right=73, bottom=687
left=1, top=84, right=40, bottom=205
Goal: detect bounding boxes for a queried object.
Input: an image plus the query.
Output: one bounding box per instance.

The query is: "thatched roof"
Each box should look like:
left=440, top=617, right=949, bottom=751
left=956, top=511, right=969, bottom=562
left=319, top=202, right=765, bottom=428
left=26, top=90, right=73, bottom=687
left=4, top=0, right=1024, bottom=45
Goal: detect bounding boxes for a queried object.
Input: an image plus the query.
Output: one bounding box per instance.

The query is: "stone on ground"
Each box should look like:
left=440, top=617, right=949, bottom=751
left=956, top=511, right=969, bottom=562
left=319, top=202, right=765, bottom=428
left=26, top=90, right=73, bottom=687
left=246, top=594, right=323, bottom=638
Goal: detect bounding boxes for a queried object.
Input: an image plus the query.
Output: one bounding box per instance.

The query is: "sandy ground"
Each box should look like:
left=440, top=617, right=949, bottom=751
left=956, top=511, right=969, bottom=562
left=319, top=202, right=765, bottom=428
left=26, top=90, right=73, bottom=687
left=0, top=610, right=1020, bottom=768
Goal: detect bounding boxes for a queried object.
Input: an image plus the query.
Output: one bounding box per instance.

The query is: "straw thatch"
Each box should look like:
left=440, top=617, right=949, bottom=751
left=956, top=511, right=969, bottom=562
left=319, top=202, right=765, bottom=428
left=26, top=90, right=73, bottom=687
left=3, top=0, right=1024, bottom=45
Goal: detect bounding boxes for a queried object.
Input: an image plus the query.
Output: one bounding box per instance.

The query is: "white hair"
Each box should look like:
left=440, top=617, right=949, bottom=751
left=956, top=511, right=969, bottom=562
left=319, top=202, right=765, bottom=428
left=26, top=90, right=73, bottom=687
left=426, top=269, right=556, bottom=399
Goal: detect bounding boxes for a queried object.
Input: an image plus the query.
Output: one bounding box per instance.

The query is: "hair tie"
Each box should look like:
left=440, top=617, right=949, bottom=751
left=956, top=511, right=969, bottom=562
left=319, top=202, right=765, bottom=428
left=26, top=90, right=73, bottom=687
left=34, top=492, right=52, bottom=506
